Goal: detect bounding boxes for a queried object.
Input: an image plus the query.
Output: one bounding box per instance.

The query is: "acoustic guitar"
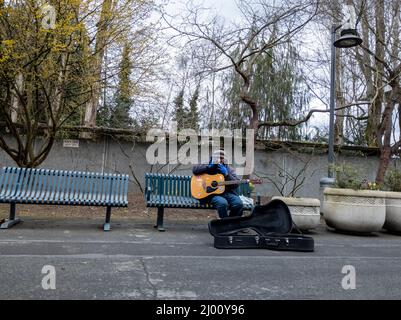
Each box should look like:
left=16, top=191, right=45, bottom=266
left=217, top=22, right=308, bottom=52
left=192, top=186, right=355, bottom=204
left=191, top=174, right=263, bottom=200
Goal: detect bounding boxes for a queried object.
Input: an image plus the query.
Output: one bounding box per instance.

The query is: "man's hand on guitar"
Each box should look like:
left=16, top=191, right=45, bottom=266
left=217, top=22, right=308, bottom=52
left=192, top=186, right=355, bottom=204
left=217, top=164, right=228, bottom=176
left=207, top=158, right=216, bottom=169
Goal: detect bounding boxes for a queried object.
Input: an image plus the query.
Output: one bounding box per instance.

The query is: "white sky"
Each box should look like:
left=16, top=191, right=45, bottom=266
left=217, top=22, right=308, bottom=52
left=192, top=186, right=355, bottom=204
left=165, top=0, right=241, bottom=21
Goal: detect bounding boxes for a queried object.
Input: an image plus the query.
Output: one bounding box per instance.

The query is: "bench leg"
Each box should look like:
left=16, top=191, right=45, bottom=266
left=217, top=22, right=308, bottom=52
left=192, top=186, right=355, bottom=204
left=103, top=206, right=112, bottom=232
left=256, top=193, right=261, bottom=206
left=155, top=207, right=165, bottom=232
left=1, top=203, right=22, bottom=230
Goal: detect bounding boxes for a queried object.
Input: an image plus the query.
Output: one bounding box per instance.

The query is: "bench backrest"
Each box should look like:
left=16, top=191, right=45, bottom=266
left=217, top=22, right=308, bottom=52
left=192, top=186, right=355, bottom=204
left=145, top=173, right=251, bottom=201
left=0, top=167, right=129, bottom=207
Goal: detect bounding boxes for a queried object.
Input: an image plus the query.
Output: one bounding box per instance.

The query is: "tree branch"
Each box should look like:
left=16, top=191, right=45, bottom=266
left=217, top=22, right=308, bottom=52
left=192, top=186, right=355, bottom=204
left=258, top=102, right=371, bottom=128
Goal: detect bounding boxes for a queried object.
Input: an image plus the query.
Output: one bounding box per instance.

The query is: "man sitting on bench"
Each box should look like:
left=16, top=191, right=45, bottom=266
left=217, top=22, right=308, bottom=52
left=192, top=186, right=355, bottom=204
left=192, top=150, right=244, bottom=219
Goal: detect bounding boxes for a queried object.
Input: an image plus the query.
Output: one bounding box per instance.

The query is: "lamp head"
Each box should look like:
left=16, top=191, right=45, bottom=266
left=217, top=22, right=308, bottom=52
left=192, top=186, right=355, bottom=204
left=334, top=28, right=363, bottom=48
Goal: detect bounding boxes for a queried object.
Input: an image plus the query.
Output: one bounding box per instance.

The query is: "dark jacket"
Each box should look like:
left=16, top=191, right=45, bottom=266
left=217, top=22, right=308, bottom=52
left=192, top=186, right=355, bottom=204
left=192, top=161, right=240, bottom=194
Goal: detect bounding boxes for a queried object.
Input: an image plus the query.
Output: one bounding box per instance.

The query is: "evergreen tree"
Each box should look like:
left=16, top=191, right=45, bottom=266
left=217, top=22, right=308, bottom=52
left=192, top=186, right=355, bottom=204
left=222, top=39, right=310, bottom=141
left=188, top=85, right=200, bottom=131
left=174, top=89, right=187, bottom=128
left=110, top=43, right=133, bottom=128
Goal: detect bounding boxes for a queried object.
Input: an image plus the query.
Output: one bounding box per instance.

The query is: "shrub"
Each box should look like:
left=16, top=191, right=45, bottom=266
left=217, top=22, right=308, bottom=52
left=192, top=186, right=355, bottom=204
left=332, top=164, right=379, bottom=190
left=384, top=169, right=401, bottom=192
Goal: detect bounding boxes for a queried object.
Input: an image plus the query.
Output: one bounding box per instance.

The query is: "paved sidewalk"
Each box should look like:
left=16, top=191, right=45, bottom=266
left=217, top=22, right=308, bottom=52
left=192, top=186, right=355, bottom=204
left=1, top=217, right=401, bottom=300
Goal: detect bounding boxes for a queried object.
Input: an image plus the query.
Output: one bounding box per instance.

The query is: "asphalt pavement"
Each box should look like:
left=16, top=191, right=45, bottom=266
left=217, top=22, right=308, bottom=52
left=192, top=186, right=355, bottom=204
left=1, top=216, right=401, bottom=300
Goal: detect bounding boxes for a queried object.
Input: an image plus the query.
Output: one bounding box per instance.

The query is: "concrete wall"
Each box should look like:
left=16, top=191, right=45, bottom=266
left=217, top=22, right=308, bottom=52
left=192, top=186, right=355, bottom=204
left=0, top=135, right=391, bottom=200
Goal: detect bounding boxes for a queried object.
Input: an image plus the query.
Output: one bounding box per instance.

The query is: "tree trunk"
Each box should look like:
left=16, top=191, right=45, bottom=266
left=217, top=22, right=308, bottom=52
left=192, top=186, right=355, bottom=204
left=334, top=49, right=345, bottom=145
left=51, top=53, right=68, bottom=126
left=81, top=0, right=113, bottom=138
left=10, top=73, right=23, bottom=123
left=240, top=93, right=259, bottom=139
left=376, top=146, right=391, bottom=184
left=372, top=0, right=386, bottom=148
left=376, top=90, right=396, bottom=184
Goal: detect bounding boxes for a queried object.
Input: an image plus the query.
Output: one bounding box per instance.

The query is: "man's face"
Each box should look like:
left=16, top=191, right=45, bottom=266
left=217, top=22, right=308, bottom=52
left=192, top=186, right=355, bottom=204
left=212, top=153, right=227, bottom=164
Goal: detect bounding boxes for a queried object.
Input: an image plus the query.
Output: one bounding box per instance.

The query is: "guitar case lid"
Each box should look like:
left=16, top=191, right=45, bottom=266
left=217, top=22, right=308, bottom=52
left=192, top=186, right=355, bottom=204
left=209, top=199, right=293, bottom=236
left=208, top=199, right=314, bottom=252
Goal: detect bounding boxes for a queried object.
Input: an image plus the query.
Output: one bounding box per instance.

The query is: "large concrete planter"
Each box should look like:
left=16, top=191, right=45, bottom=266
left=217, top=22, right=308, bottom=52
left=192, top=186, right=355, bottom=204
left=323, top=188, right=386, bottom=233
left=384, top=192, right=401, bottom=233
left=272, top=196, right=321, bottom=231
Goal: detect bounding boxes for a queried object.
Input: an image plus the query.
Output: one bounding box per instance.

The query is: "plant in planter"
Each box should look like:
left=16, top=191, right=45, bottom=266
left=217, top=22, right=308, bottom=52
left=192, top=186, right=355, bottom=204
left=258, top=151, right=321, bottom=231
left=323, top=164, right=386, bottom=234
left=382, top=169, right=401, bottom=233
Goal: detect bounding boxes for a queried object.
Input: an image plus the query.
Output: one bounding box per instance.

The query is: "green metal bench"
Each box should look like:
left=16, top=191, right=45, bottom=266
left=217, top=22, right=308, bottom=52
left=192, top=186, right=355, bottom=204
left=145, top=173, right=258, bottom=231
left=0, top=167, right=129, bottom=231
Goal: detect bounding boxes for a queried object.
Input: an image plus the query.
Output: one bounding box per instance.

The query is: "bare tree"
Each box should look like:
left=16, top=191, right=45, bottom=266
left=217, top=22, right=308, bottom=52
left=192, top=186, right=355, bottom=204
left=344, top=0, right=401, bottom=183
left=163, top=0, right=320, bottom=137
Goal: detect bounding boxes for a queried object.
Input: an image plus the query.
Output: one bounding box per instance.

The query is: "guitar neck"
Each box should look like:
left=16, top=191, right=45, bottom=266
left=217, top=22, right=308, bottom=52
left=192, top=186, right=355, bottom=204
left=219, top=179, right=250, bottom=186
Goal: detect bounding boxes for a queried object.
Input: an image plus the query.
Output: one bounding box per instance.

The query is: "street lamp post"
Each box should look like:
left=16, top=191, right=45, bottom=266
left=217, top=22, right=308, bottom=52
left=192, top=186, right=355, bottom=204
left=320, top=24, right=363, bottom=201
left=328, top=25, right=363, bottom=178
left=328, top=25, right=340, bottom=178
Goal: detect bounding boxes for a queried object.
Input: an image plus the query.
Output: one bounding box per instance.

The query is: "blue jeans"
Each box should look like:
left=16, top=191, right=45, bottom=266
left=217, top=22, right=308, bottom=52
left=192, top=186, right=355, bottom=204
left=210, top=193, right=244, bottom=219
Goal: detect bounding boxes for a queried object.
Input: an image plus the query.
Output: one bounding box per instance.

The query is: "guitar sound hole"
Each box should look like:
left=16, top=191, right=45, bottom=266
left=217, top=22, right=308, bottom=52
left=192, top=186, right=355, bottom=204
left=211, top=181, right=218, bottom=188
left=206, top=186, right=218, bottom=194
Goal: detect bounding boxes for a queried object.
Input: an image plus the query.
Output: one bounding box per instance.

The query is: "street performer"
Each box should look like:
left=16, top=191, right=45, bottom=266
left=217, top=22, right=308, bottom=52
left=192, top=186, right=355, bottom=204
left=192, top=149, right=244, bottom=219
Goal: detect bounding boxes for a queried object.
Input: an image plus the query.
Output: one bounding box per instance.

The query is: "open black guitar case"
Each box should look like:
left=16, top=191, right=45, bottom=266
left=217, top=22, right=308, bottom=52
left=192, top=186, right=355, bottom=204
left=208, top=199, right=314, bottom=252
